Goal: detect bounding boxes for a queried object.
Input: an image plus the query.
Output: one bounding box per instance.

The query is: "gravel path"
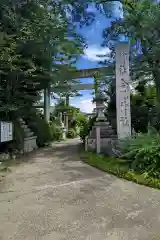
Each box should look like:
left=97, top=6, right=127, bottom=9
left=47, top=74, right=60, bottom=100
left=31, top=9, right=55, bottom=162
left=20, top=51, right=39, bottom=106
left=0, top=138, right=160, bottom=240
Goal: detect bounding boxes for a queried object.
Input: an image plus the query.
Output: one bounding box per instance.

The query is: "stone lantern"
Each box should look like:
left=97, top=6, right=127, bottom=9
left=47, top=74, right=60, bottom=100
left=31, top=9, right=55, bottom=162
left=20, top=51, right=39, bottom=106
left=93, top=90, right=106, bottom=121
left=86, top=89, right=119, bottom=156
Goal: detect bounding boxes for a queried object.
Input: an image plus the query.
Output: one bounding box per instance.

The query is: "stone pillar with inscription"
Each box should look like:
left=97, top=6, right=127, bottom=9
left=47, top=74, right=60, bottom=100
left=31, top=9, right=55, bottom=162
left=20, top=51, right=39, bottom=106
left=116, top=42, right=131, bottom=139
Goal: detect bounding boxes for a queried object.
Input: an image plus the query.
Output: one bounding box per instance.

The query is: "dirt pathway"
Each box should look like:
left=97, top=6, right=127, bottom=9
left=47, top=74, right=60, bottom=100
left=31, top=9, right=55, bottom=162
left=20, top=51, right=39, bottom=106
left=0, top=138, right=160, bottom=240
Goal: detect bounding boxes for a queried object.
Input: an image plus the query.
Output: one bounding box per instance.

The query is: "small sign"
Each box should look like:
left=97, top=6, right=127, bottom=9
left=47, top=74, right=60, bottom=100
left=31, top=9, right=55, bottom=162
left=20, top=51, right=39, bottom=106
left=0, top=121, right=13, bottom=142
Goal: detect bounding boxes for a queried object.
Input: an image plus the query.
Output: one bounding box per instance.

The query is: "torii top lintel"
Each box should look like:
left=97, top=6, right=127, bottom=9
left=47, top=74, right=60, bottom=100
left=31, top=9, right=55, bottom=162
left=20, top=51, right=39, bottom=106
left=51, top=66, right=109, bottom=92
left=72, top=66, right=108, bottom=79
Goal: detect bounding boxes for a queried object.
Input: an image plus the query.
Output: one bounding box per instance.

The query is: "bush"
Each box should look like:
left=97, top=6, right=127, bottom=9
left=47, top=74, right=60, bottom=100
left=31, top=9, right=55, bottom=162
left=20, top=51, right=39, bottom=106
left=79, top=121, right=89, bottom=142
left=79, top=116, right=96, bottom=142
left=49, top=122, right=62, bottom=141
left=120, top=127, right=160, bottom=178
left=80, top=151, right=160, bottom=190
left=149, top=102, right=160, bottom=131
left=67, top=128, right=76, bottom=138
left=75, top=113, right=87, bottom=128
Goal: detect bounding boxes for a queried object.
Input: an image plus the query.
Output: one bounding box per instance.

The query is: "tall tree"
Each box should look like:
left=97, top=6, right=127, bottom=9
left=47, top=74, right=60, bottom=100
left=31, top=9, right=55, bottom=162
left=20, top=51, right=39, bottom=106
left=102, top=0, right=160, bottom=99
left=0, top=0, right=85, bottom=120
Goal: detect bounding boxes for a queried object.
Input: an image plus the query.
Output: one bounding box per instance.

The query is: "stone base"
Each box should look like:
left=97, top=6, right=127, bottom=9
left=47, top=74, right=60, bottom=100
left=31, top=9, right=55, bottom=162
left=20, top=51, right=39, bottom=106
left=89, top=121, right=116, bottom=139
left=61, top=127, right=66, bottom=140
left=62, top=130, right=66, bottom=140
left=24, top=136, right=37, bottom=153
left=87, top=137, right=121, bottom=157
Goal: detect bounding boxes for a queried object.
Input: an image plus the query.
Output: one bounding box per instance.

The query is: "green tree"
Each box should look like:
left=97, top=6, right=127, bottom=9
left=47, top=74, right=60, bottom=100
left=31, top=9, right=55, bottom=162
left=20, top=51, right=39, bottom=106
left=0, top=0, right=84, bottom=120
left=103, top=0, right=160, bottom=99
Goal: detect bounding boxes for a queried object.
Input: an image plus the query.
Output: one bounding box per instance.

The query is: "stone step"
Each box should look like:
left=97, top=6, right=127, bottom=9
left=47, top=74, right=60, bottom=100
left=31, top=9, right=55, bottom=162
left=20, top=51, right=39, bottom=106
left=20, top=124, right=28, bottom=129
left=95, top=121, right=111, bottom=126
left=92, top=127, right=113, bottom=132
left=90, top=129, right=115, bottom=136
left=17, top=119, right=38, bottom=153
left=88, top=120, right=117, bottom=139
left=20, top=121, right=26, bottom=125
left=92, top=129, right=115, bottom=135
left=89, top=133, right=116, bottom=139
left=95, top=121, right=114, bottom=126
left=24, top=136, right=37, bottom=140
left=100, top=135, right=117, bottom=139
left=18, top=119, right=34, bottom=137
left=100, top=133, right=116, bottom=137
left=19, top=119, right=26, bottom=124
left=23, top=127, right=31, bottom=133
left=100, top=129, right=116, bottom=134
left=90, top=129, right=115, bottom=135
left=24, top=136, right=37, bottom=153
left=24, top=131, right=34, bottom=137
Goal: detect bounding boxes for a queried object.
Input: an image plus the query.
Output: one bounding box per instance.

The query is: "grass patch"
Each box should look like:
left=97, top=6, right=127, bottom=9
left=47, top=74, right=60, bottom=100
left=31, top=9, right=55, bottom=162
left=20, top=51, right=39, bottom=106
left=80, top=151, right=160, bottom=189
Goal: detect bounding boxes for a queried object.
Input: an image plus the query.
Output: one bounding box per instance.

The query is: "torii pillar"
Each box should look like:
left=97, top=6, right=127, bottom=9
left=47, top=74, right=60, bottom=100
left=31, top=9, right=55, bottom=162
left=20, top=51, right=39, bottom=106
left=65, top=94, right=69, bottom=132
left=44, top=87, right=50, bottom=122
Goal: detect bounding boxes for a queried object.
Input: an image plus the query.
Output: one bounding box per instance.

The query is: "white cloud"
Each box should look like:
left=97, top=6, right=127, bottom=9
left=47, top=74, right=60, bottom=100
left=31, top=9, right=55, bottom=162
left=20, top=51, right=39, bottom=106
left=83, top=45, right=111, bottom=62
left=86, top=3, right=96, bottom=13
left=112, top=1, right=123, bottom=19
left=72, top=99, right=95, bottom=113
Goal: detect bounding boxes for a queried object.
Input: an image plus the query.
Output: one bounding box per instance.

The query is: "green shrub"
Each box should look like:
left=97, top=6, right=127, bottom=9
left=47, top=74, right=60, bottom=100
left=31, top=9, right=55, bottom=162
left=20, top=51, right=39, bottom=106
left=120, top=127, right=160, bottom=178
left=80, top=151, right=160, bottom=190
left=79, top=116, right=96, bottom=142
left=75, top=113, right=87, bottom=128
left=79, top=121, right=89, bottom=142
left=49, top=122, right=62, bottom=141
left=67, top=128, right=76, bottom=138
left=149, top=102, right=160, bottom=131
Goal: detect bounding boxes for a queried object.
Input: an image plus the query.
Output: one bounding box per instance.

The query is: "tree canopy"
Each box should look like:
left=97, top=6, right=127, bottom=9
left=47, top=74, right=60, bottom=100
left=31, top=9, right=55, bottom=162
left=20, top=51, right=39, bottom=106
left=0, top=0, right=86, bottom=120
left=102, top=0, right=160, bottom=96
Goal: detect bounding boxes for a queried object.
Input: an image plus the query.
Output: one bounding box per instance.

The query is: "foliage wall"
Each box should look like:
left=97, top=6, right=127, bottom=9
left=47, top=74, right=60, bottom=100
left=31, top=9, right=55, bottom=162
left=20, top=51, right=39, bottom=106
left=0, top=0, right=84, bottom=120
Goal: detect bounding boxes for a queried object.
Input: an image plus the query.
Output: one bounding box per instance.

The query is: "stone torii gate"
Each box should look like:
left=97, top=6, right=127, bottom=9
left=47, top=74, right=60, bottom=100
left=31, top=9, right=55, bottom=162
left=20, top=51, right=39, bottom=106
left=43, top=66, right=106, bottom=122
left=42, top=42, right=131, bottom=140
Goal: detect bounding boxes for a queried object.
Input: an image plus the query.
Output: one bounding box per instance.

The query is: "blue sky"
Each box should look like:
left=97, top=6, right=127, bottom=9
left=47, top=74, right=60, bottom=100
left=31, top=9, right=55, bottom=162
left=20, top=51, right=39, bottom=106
left=51, top=2, right=123, bottom=113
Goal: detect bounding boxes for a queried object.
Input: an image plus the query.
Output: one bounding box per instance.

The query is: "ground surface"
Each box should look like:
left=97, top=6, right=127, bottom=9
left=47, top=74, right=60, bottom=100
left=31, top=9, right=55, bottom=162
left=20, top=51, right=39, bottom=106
left=0, top=139, right=160, bottom=240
